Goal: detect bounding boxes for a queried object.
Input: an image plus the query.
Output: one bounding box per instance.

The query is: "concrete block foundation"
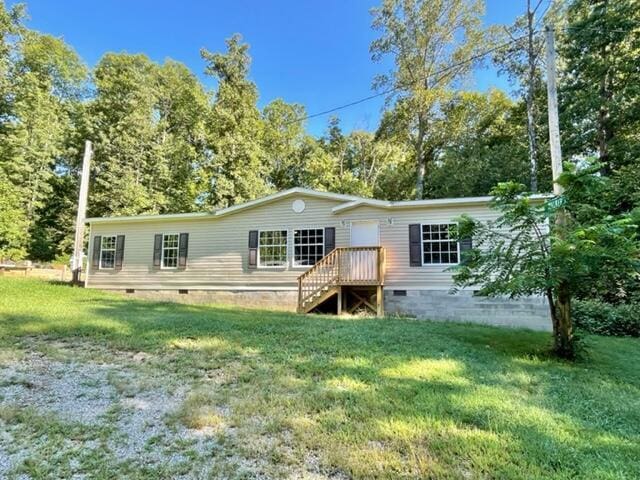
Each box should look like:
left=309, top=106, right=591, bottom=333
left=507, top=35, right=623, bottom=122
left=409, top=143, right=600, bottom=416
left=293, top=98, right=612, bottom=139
left=115, top=289, right=299, bottom=311
left=384, top=289, right=551, bottom=331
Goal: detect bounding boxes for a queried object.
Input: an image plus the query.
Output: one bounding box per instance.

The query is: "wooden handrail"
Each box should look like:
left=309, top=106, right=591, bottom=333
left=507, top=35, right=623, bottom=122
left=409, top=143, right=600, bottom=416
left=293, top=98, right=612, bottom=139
left=298, top=246, right=385, bottom=311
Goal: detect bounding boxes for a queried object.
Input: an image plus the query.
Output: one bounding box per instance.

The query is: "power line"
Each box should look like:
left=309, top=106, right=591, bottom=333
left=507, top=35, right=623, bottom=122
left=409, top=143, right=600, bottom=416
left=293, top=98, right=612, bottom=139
left=284, top=35, right=530, bottom=126
left=283, top=20, right=639, bottom=127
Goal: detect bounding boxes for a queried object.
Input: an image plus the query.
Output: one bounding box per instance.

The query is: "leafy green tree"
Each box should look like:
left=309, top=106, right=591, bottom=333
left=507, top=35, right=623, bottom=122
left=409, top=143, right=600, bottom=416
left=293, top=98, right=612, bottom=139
left=425, top=90, right=552, bottom=198
left=370, top=0, right=487, bottom=199
left=201, top=34, right=271, bottom=208
left=0, top=24, right=86, bottom=259
left=560, top=0, right=640, bottom=176
left=262, top=98, right=307, bottom=190
left=0, top=171, right=27, bottom=260
left=453, top=168, right=640, bottom=357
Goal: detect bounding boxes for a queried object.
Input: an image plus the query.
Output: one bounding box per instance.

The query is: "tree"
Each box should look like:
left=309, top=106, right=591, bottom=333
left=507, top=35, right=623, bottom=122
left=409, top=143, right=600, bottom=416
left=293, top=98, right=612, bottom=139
left=560, top=0, right=640, bottom=177
left=200, top=34, right=271, bottom=208
left=425, top=90, right=552, bottom=198
left=87, top=53, right=164, bottom=217
left=493, top=0, right=554, bottom=192
left=0, top=172, right=27, bottom=260
left=262, top=98, right=307, bottom=190
left=453, top=169, right=640, bottom=358
left=370, top=0, right=487, bottom=199
left=0, top=25, right=87, bottom=259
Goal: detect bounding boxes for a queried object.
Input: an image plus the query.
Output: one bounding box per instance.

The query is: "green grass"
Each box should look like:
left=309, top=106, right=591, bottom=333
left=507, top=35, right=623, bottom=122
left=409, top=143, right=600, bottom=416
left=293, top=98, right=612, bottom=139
left=1, top=277, right=639, bottom=479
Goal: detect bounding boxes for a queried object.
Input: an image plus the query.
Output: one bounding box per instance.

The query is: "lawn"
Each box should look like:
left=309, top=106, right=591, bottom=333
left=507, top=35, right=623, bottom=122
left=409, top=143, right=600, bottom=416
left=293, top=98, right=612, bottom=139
left=0, top=278, right=638, bottom=479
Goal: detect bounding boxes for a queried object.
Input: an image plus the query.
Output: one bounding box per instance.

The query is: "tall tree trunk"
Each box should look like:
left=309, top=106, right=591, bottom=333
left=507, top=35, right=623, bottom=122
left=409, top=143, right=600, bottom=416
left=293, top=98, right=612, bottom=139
left=553, top=281, right=573, bottom=358
left=526, top=0, right=539, bottom=192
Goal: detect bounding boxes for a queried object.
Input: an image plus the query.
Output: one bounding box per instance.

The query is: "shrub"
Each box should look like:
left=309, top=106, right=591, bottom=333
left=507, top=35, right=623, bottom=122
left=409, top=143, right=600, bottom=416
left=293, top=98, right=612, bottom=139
left=573, top=300, right=640, bottom=337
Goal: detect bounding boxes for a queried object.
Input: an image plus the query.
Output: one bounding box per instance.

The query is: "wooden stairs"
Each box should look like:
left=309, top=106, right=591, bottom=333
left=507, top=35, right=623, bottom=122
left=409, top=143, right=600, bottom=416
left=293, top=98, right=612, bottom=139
left=297, top=246, right=385, bottom=315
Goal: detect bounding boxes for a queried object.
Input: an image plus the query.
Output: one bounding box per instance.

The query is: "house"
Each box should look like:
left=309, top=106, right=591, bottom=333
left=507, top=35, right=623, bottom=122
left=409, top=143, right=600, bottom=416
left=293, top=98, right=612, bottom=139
left=85, top=187, right=550, bottom=330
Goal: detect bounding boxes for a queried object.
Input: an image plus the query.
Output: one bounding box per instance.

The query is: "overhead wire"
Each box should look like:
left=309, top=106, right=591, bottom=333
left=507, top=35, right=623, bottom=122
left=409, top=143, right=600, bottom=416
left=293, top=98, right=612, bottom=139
left=282, top=18, right=639, bottom=126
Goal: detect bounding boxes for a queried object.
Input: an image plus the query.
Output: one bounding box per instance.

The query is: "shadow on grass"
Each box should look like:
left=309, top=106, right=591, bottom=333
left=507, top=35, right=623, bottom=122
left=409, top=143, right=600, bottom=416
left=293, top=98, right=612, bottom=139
left=1, top=284, right=639, bottom=478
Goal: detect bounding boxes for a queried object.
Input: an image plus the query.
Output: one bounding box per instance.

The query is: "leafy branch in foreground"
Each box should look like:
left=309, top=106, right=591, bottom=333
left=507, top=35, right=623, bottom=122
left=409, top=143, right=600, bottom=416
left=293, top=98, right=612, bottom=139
left=452, top=168, right=640, bottom=358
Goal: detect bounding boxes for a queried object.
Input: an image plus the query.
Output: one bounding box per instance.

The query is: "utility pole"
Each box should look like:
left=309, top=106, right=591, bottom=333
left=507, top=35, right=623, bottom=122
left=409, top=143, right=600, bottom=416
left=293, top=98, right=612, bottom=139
left=526, top=0, right=539, bottom=193
left=545, top=25, right=573, bottom=356
left=545, top=25, right=563, bottom=195
left=71, top=140, right=92, bottom=285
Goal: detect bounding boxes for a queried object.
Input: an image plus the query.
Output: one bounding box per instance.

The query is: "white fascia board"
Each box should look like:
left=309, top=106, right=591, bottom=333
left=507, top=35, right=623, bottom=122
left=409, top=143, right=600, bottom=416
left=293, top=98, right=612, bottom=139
left=86, top=188, right=365, bottom=225
left=211, top=187, right=364, bottom=218
left=332, top=193, right=552, bottom=213
left=85, top=212, right=214, bottom=225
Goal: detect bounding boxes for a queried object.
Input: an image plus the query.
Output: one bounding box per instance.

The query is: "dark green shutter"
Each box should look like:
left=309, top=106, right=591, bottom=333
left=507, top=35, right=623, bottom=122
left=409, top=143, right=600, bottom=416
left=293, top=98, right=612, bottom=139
left=324, top=227, right=335, bottom=255
left=459, top=236, right=473, bottom=264
left=248, top=230, right=258, bottom=269
left=92, top=236, right=101, bottom=269
left=178, top=233, right=189, bottom=268
left=115, top=235, right=125, bottom=271
left=153, top=234, right=162, bottom=268
left=409, top=224, right=422, bottom=267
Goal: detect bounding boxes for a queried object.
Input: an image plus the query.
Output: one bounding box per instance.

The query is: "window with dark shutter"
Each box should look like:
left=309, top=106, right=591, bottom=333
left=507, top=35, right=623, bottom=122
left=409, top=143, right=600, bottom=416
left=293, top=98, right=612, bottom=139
left=115, top=235, right=125, bottom=271
left=92, top=236, right=102, bottom=270
left=459, top=236, right=473, bottom=265
left=153, top=234, right=162, bottom=268
left=248, top=230, right=258, bottom=269
left=178, top=233, right=189, bottom=268
left=408, top=224, right=421, bottom=266
left=324, top=227, right=335, bottom=255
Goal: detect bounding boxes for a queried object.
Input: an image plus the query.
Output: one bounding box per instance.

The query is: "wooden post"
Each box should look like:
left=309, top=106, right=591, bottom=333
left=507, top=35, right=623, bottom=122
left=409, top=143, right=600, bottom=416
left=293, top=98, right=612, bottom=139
left=545, top=26, right=563, bottom=196
left=297, top=277, right=302, bottom=313
left=72, top=140, right=92, bottom=285
left=376, top=285, right=384, bottom=317
left=337, top=286, right=342, bottom=315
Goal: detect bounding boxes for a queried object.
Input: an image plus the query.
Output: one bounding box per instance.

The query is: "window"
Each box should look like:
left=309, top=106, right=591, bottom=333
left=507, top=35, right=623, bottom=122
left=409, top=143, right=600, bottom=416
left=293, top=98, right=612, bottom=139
left=100, top=235, right=117, bottom=269
left=293, top=228, right=324, bottom=266
left=258, top=230, right=288, bottom=267
left=422, top=224, right=459, bottom=265
left=162, top=234, right=180, bottom=268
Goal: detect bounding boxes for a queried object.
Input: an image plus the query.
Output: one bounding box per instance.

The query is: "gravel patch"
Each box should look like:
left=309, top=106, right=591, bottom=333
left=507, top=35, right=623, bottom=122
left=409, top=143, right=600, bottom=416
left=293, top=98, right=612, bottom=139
left=0, top=351, right=222, bottom=478
left=0, top=345, right=344, bottom=479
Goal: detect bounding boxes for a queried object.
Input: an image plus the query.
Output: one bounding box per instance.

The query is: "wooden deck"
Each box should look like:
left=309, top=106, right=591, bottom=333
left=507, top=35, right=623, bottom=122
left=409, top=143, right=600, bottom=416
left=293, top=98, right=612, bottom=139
left=297, top=246, right=385, bottom=315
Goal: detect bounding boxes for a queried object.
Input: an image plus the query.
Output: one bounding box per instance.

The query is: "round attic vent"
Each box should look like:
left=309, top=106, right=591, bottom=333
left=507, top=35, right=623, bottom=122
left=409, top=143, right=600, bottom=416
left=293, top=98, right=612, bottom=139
left=292, top=199, right=306, bottom=213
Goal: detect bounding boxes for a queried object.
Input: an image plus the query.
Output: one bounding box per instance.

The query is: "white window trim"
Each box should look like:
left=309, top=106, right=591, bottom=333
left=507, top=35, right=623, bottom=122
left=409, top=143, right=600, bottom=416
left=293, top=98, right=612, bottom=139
left=161, top=233, right=180, bottom=270
left=291, top=226, right=325, bottom=268
left=257, top=229, right=289, bottom=269
left=99, top=234, right=118, bottom=270
left=420, top=222, right=460, bottom=267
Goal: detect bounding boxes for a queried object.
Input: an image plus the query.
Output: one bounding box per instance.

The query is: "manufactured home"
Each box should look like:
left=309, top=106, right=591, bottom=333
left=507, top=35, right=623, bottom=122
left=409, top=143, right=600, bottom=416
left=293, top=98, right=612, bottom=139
left=85, top=188, right=550, bottom=330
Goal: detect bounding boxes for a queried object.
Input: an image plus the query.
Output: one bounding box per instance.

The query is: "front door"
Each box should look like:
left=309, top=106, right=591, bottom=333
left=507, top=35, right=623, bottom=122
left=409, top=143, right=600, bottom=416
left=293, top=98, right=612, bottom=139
left=350, top=221, right=380, bottom=281
left=350, top=221, right=379, bottom=247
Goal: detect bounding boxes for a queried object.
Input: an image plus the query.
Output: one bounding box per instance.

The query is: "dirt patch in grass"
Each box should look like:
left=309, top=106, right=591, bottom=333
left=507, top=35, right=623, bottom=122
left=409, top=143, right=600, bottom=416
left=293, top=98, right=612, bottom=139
left=0, top=345, right=252, bottom=479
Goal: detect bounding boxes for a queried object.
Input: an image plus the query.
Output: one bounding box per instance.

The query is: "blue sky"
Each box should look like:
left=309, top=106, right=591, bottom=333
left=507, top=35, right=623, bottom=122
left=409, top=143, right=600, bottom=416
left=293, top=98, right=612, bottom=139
left=12, top=0, right=528, bottom=135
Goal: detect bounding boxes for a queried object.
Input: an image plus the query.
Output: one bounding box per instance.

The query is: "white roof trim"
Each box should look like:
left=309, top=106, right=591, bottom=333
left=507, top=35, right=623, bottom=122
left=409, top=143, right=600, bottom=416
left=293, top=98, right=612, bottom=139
left=86, top=188, right=553, bottom=224
left=86, top=211, right=214, bottom=224
left=331, top=193, right=552, bottom=213
left=86, top=188, right=364, bottom=224
left=211, top=187, right=363, bottom=218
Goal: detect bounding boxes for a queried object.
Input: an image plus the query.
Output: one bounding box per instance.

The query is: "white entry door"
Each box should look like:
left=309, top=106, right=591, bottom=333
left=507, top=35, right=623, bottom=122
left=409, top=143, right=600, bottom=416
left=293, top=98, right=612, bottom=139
left=350, top=221, right=380, bottom=247
left=349, top=221, right=380, bottom=281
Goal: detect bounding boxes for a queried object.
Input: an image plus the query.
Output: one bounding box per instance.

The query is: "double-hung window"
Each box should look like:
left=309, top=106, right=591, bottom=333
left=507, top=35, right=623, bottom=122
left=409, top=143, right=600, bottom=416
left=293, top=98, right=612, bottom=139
left=100, top=235, right=117, bottom=269
left=293, top=228, right=324, bottom=266
left=162, top=234, right=180, bottom=268
left=258, top=230, right=288, bottom=267
left=422, top=223, right=459, bottom=265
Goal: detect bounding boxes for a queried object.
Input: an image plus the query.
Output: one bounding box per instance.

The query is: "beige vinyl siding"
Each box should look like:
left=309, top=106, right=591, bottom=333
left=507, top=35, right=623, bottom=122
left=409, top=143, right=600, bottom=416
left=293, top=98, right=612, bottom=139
left=337, top=204, right=500, bottom=289
left=87, top=194, right=500, bottom=291
left=87, top=195, right=348, bottom=290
